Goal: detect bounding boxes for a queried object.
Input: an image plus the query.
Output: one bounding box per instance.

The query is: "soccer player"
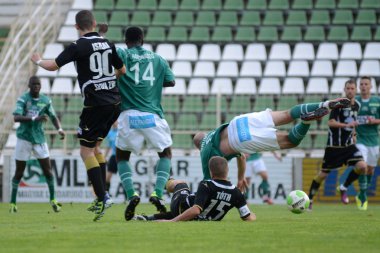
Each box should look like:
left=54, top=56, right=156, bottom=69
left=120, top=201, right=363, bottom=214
left=10, top=76, right=65, bottom=213
left=307, top=79, right=367, bottom=210
left=31, top=10, right=126, bottom=221
left=341, top=76, right=380, bottom=210
left=244, top=152, right=282, bottom=204
left=114, top=26, right=175, bottom=221
left=134, top=156, right=256, bottom=222
left=193, top=97, right=351, bottom=189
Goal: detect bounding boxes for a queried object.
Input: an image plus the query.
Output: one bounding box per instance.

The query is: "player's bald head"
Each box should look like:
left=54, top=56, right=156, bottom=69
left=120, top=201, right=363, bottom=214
left=193, top=132, right=205, bottom=150
left=209, top=156, right=229, bottom=179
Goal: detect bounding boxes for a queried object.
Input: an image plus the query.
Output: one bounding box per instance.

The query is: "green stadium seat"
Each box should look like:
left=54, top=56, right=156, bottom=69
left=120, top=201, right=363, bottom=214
left=246, top=0, right=266, bottom=10
left=167, top=26, right=188, bottom=42
left=107, top=27, right=123, bottom=42
left=51, top=96, right=66, bottom=112
left=145, top=27, right=166, bottom=42
left=211, top=27, right=232, bottom=42
left=201, top=0, right=222, bottom=10
left=356, top=10, right=377, bottom=24
left=332, top=10, right=354, bottom=25
left=292, top=0, right=313, bottom=9
left=240, top=11, right=261, bottom=26
left=161, top=96, right=180, bottom=112
left=277, top=96, right=299, bottom=111
left=115, top=0, right=135, bottom=9
left=351, top=26, right=372, bottom=41
left=223, top=0, right=244, bottom=10
left=179, top=0, right=200, bottom=10
left=268, top=0, right=289, bottom=10
left=199, top=113, right=218, bottom=130
left=234, top=27, right=256, bottom=42
left=254, top=96, right=275, bottom=111
left=130, top=11, right=151, bottom=26
left=338, top=0, right=359, bottom=8
left=93, top=11, right=108, bottom=24
left=281, top=26, right=302, bottom=42
left=205, top=96, right=228, bottom=112
left=152, top=11, right=172, bottom=26
left=61, top=114, right=78, bottom=131
left=176, top=114, right=199, bottom=130
left=217, top=11, right=238, bottom=26
left=286, top=10, right=307, bottom=25
left=182, top=96, right=204, bottom=112
left=309, top=10, right=330, bottom=25
left=263, top=11, right=284, bottom=26
left=189, top=27, right=210, bottom=42
left=313, top=134, right=326, bottom=149
left=361, top=0, right=380, bottom=8
left=304, top=26, right=326, bottom=42
left=315, top=0, right=336, bottom=9
left=229, top=96, right=252, bottom=113
left=257, top=27, right=278, bottom=42
left=196, top=11, right=216, bottom=26
left=298, top=135, right=312, bottom=149
left=164, top=113, right=175, bottom=127
left=109, top=11, right=129, bottom=26
left=174, top=11, right=194, bottom=26
left=137, top=0, right=158, bottom=10
left=158, top=0, right=179, bottom=10
left=328, top=26, right=349, bottom=41
left=319, top=115, right=329, bottom=131
left=94, top=0, right=114, bottom=10
left=172, top=134, right=193, bottom=149
left=66, top=96, right=83, bottom=112
left=374, top=27, right=380, bottom=41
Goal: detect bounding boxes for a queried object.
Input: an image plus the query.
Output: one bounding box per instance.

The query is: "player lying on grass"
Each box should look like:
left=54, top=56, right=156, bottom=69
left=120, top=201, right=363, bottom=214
left=133, top=156, right=256, bottom=222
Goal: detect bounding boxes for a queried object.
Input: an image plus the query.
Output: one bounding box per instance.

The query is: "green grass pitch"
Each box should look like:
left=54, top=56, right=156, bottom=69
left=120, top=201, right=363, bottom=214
left=1, top=203, right=379, bottom=253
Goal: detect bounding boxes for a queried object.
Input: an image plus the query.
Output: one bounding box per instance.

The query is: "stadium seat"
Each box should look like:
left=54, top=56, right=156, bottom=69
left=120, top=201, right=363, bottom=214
left=263, top=11, right=284, bottom=26
left=286, top=10, right=307, bottom=25
left=137, top=0, right=158, bottom=10
left=158, top=0, right=179, bottom=10
left=155, top=44, right=176, bottom=61
left=287, top=61, right=309, bottom=77
left=293, top=43, right=315, bottom=60
left=145, top=27, right=166, bottom=42
left=216, top=61, right=238, bottom=77
left=193, top=61, right=215, bottom=78
left=330, top=78, right=348, bottom=94
left=176, top=44, right=198, bottom=61
left=351, top=26, right=372, bottom=41
left=335, top=60, right=358, bottom=77
left=259, top=78, right=281, bottom=94
left=234, top=27, right=256, bottom=42
left=152, top=11, right=172, bottom=26
left=164, top=78, right=186, bottom=95
left=175, top=114, right=199, bottom=130
left=315, top=0, right=336, bottom=9
left=43, top=43, right=64, bottom=59
left=257, top=27, right=278, bottom=42
left=164, top=113, right=175, bottom=128
left=292, top=0, right=313, bottom=9
left=211, top=27, right=233, bottom=42
left=179, top=0, right=200, bottom=10
left=363, top=43, right=380, bottom=59
left=304, top=26, right=326, bottom=42
left=142, top=43, right=153, bottom=51
left=205, top=97, right=228, bottom=112
left=106, top=27, right=123, bottom=42
left=130, top=11, right=151, bottom=26
left=224, top=0, right=244, bottom=10
left=172, top=134, right=193, bottom=149
left=196, top=11, right=216, bottom=26
left=277, top=95, right=299, bottom=111
left=282, top=77, right=305, bottom=94
left=355, top=10, right=377, bottom=24
left=269, top=0, right=289, bottom=9
left=309, top=10, right=330, bottom=25
left=332, top=10, right=354, bottom=25
left=174, top=11, right=194, bottom=26
left=268, top=43, right=291, bottom=60
left=254, top=96, right=275, bottom=111
left=181, top=96, right=204, bottom=112
left=57, top=26, right=78, bottom=42
left=72, top=0, right=92, bottom=10
left=240, top=61, right=262, bottom=77
left=167, top=27, right=188, bottom=42
left=201, top=0, right=222, bottom=10
left=311, top=60, right=333, bottom=77
left=361, top=0, right=380, bottom=8
left=338, top=0, right=359, bottom=8
left=306, top=78, right=329, bottom=94
left=51, top=78, right=73, bottom=94
left=93, top=10, right=108, bottom=23
left=36, top=67, right=57, bottom=77
left=64, top=10, right=79, bottom=25
left=199, top=44, right=221, bottom=61
left=187, top=78, right=210, bottom=94
left=73, top=80, right=80, bottom=95
left=281, top=27, right=302, bottom=42
left=263, top=61, right=286, bottom=77
left=50, top=96, right=66, bottom=112
left=66, top=95, right=83, bottom=110
left=217, top=11, right=238, bottom=26
left=246, top=0, right=266, bottom=10
left=327, top=26, right=349, bottom=41
left=94, top=0, right=113, bottom=10
left=316, top=43, right=339, bottom=60
left=115, top=0, right=135, bottom=9
left=375, top=28, right=380, bottom=41
left=245, top=43, right=267, bottom=61
left=240, top=11, right=261, bottom=26
left=222, top=44, right=244, bottom=61
left=199, top=113, right=218, bottom=130
left=40, top=78, right=51, bottom=94
left=210, top=78, right=233, bottom=95
left=109, top=11, right=129, bottom=26
left=189, top=27, right=210, bottom=42
left=229, top=95, right=252, bottom=113
left=340, top=42, right=362, bottom=60
left=172, top=61, right=192, bottom=77
left=58, top=62, right=77, bottom=77
left=161, top=96, right=180, bottom=112
left=234, top=78, right=257, bottom=95
left=359, top=60, right=380, bottom=76
left=4, top=133, right=17, bottom=148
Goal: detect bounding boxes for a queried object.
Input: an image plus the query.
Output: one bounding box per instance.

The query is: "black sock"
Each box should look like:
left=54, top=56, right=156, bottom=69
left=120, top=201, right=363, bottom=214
left=106, top=182, right=111, bottom=192
left=87, top=167, right=106, bottom=201
left=343, top=169, right=360, bottom=188
left=151, top=212, right=174, bottom=220
left=309, top=180, right=321, bottom=200
left=99, top=163, right=106, bottom=189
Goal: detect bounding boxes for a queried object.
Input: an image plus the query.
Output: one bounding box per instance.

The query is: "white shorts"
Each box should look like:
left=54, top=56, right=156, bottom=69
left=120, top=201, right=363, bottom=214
left=356, top=143, right=379, bottom=167
left=116, top=110, right=173, bottom=154
left=227, top=109, right=280, bottom=154
left=244, top=158, right=267, bottom=178
left=15, top=138, right=49, bottom=161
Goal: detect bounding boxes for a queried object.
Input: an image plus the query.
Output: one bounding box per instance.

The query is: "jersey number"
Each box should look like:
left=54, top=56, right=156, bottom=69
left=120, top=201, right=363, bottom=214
left=130, top=62, right=155, bottom=86
left=89, top=49, right=114, bottom=79
left=201, top=199, right=231, bottom=220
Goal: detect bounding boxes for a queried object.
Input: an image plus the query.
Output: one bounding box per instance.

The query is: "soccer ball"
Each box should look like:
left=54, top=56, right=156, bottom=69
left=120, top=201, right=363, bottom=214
left=287, top=190, right=310, bottom=214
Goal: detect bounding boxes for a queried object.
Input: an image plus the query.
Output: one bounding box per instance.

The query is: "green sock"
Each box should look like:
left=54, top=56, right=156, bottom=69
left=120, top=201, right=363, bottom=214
left=358, top=174, right=367, bottom=202
left=45, top=175, right=56, bottom=201
left=259, top=180, right=270, bottom=196
left=244, top=187, right=249, bottom=199
left=154, top=158, right=171, bottom=198
left=290, top=103, right=322, bottom=119
left=288, top=122, right=311, bottom=145
left=117, top=160, right=135, bottom=199
left=10, top=178, right=20, bottom=204
left=366, top=174, right=373, bottom=187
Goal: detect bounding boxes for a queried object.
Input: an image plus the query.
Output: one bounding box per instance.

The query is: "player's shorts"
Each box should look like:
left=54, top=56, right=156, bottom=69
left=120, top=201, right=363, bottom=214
left=107, top=155, right=117, bottom=173
left=15, top=138, right=49, bottom=161
left=244, top=158, right=267, bottom=177
left=77, top=103, right=120, bottom=148
left=321, top=145, right=364, bottom=173
left=170, top=182, right=194, bottom=217
left=116, top=109, right=172, bottom=154
left=227, top=109, right=280, bottom=154
left=355, top=143, right=379, bottom=167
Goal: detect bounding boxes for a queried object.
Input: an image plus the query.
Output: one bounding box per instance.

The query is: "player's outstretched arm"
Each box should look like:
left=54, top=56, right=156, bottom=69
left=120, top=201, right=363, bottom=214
left=236, top=155, right=248, bottom=192
left=31, top=53, right=59, bottom=71
left=242, top=213, right=256, bottom=222
left=170, top=205, right=201, bottom=222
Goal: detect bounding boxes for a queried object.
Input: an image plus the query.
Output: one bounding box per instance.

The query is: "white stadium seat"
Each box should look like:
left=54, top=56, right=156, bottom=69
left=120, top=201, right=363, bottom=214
left=172, top=61, right=192, bottom=77
left=269, top=43, right=291, bottom=60
left=235, top=78, right=257, bottom=95
left=57, top=26, right=78, bottom=42
left=176, top=44, right=198, bottom=61
left=331, top=78, right=349, bottom=94
left=306, top=78, right=329, bottom=94
left=40, top=77, right=51, bottom=94
left=164, top=78, right=186, bottom=95
left=193, top=61, right=215, bottom=77
left=73, top=80, right=81, bottom=95
left=187, top=78, right=209, bottom=95
left=51, top=78, right=73, bottom=94
left=155, top=44, right=176, bottom=61
left=316, top=43, right=338, bottom=60
left=263, top=61, right=286, bottom=77
left=43, top=43, right=64, bottom=59
left=58, top=62, right=77, bottom=77
left=245, top=43, right=267, bottom=61
left=293, top=43, right=315, bottom=60
left=359, top=60, right=380, bottom=76
left=287, top=60, right=309, bottom=77
left=335, top=60, right=357, bottom=77
left=210, top=78, right=233, bottom=95
left=311, top=60, right=333, bottom=77
left=72, top=0, right=93, bottom=10
left=216, top=61, right=238, bottom=77
left=340, top=42, right=362, bottom=60
left=282, top=78, right=305, bottom=94
left=222, top=44, right=244, bottom=61
left=64, top=10, right=79, bottom=26
left=363, top=43, right=380, bottom=59
left=199, top=44, right=221, bottom=61
left=240, top=61, right=262, bottom=77
left=36, top=67, right=58, bottom=77
left=259, top=78, right=281, bottom=94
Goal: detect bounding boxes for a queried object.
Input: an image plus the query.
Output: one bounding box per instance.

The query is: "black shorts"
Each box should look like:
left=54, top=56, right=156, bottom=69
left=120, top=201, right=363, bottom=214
left=170, top=183, right=194, bottom=217
left=77, top=103, right=120, bottom=148
left=321, top=145, right=364, bottom=173
left=107, top=155, right=117, bottom=173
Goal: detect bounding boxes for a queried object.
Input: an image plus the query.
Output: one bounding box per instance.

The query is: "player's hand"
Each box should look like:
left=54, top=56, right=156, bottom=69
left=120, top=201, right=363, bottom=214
left=31, top=53, right=41, bottom=65
left=98, top=23, right=108, bottom=36
left=36, top=115, right=48, bottom=122
left=237, top=178, right=248, bottom=193
left=367, top=117, right=377, bottom=125
left=58, top=129, right=65, bottom=140
left=346, top=121, right=358, bottom=128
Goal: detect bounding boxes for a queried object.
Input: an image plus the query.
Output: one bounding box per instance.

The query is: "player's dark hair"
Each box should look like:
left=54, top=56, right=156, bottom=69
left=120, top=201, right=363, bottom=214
left=360, top=76, right=372, bottom=82
left=345, top=79, right=356, bottom=87
left=75, top=10, right=95, bottom=31
left=125, top=26, right=144, bottom=44
left=209, top=156, right=228, bottom=178
left=28, top=76, right=40, bottom=85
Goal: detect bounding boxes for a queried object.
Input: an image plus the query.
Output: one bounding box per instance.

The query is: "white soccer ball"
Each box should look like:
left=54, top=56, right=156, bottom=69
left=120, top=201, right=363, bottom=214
left=287, top=190, right=310, bottom=214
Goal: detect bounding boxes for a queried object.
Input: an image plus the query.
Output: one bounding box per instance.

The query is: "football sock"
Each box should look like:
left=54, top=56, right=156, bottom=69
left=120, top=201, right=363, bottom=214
left=95, top=153, right=106, bottom=188
left=290, top=103, right=322, bottom=119
left=259, top=180, right=270, bottom=196
left=366, top=174, right=373, bottom=187
left=105, top=182, right=111, bottom=192
left=45, top=175, right=56, bottom=201
left=308, top=179, right=321, bottom=200
left=85, top=156, right=105, bottom=201
left=151, top=212, right=174, bottom=220
left=117, top=160, right=135, bottom=199
left=343, top=168, right=360, bottom=188
left=358, top=174, right=367, bottom=203
left=244, top=187, right=249, bottom=199
left=288, top=122, right=311, bottom=145
left=154, top=158, right=171, bottom=198
left=10, top=178, right=20, bottom=204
